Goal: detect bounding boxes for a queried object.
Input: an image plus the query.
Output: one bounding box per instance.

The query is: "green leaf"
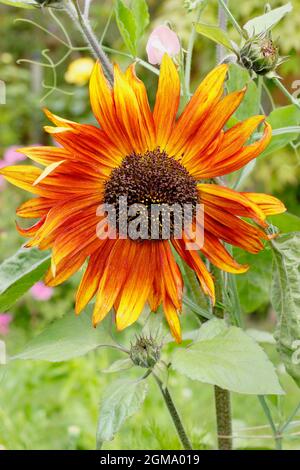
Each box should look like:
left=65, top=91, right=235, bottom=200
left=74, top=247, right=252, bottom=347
left=233, top=247, right=273, bottom=313
left=0, top=0, right=36, bottom=8
left=0, top=247, right=51, bottom=312
left=261, top=105, right=300, bottom=157
left=195, top=22, right=236, bottom=52
left=115, top=0, right=137, bottom=56
left=227, top=64, right=260, bottom=121
left=172, top=319, right=283, bottom=395
left=11, top=308, right=115, bottom=362
left=243, top=3, right=293, bottom=38
left=102, top=358, right=133, bottom=373
left=271, top=233, right=300, bottom=388
left=96, top=378, right=148, bottom=445
left=131, top=0, right=149, bottom=39
left=269, top=212, right=300, bottom=233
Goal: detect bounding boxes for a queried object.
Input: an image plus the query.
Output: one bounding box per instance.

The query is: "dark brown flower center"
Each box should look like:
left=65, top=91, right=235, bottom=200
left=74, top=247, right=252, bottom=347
left=103, top=148, right=198, bottom=240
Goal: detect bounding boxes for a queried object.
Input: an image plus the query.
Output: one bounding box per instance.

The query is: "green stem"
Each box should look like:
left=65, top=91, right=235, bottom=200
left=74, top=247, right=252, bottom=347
left=218, top=0, right=245, bottom=38
left=272, top=77, right=300, bottom=111
left=214, top=385, right=232, bottom=450
left=184, top=1, right=207, bottom=96
left=154, top=375, right=192, bottom=450
left=258, top=395, right=282, bottom=450
left=212, top=267, right=233, bottom=450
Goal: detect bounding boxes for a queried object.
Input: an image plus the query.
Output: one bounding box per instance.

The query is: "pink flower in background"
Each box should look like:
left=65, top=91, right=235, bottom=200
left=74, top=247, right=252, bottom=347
left=146, top=25, right=180, bottom=65
left=3, top=146, right=27, bottom=165
left=0, top=145, right=27, bottom=190
left=0, top=314, right=12, bottom=336
left=30, top=282, right=54, bottom=301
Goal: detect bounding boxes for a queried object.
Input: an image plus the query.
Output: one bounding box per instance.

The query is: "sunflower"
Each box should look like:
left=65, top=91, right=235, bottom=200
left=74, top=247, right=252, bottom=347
left=1, top=55, right=285, bottom=342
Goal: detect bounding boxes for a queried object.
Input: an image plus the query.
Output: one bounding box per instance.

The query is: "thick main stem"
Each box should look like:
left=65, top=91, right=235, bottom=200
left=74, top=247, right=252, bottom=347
left=214, top=385, right=232, bottom=450
left=212, top=267, right=233, bottom=450
left=155, top=376, right=192, bottom=450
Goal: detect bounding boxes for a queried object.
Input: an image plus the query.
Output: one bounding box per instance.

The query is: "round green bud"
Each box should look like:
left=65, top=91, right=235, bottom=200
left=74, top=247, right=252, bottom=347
left=130, top=335, right=161, bottom=369
left=240, top=35, right=279, bottom=75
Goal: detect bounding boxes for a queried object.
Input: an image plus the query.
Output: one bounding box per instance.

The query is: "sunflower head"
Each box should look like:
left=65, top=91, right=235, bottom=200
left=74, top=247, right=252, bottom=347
left=0, top=54, right=286, bottom=343
left=130, top=334, right=162, bottom=368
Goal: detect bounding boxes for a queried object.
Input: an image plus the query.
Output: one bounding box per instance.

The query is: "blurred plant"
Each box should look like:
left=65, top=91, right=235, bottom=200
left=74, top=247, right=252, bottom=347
left=30, top=282, right=54, bottom=301
left=0, top=313, right=13, bottom=336
left=64, top=57, right=94, bottom=85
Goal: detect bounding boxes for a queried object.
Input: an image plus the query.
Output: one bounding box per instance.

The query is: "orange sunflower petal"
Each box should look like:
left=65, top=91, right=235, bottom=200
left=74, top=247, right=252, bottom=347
left=89, top=61, right=131, bottom=155
left=172, top=236, right=215, bottom=303
left=0, top=165, right=43, bottom=194
left=115, top=241, right=155, bottom=330
left=198, top=183, right=267, bottom=226
left=92, top=239, right=136, bottom=326
left=242, top=192, right=287, bottom=216
left=125, top=63, right=156, bottom=150
left=201, top=231, right=249, bottom=274
left=153, top=54, right=180, bottom=149
left=182, top=89, right=246, bottom=168
left=167, top=64, right=228, bottom=156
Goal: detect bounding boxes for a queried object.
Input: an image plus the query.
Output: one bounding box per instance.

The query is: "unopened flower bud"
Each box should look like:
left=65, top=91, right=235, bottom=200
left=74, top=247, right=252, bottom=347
left=130, top=335, right=161, bottom=369
left=240, top=33, right=279, bottom=76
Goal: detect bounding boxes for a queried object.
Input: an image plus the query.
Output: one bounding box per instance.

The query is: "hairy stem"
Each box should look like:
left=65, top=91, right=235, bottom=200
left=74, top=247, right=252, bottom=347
left=214, top=385, right=232, bottom=450
left=154, top=375, right=192, bottom=450
left=212, top=267, right=233, bottom=450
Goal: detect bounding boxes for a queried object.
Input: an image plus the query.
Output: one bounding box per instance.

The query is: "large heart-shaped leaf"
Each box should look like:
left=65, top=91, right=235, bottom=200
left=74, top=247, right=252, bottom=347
left=195, top=22, right=236, bottom=52
left=0, top=247, right=51, bottom=312
left=271, top=233, right=300, bottom=388
left=11, top=308, right=115, bottom=362
left=243, top=3, right=293, bottom=38
left=96, top=378, right=148, bottom=445
left=261, top=105, right=300, bottom=157
left=0, top=0, right=36, bottom=8
left=172, top=319, right=283, bottom=395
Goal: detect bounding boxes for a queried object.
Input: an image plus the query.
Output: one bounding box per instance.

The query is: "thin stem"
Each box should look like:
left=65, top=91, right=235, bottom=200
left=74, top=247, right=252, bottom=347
left=184, top=1, right=207, bottom=96
left=154, top=375, right=192, bottom=450
left=214, top=385, right=232, bottom=450
left=218, top=0, right=245, bottom=38
left=262, top=78, right=276, bottom=111
left=66, top=0, right=114, bottom=85
left=272, top=77, right=300, bottom=111
left=258, top=395, right=282, bottom=450
left=217, top=0, right=228, bottom=62
left=100, top=8, right=114, bottom=45
left=279, top=401, right=300, bottom=434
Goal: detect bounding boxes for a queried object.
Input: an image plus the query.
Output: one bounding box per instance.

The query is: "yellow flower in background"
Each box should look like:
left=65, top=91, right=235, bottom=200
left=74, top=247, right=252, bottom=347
left=65, top=57, right=95, bottom=86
